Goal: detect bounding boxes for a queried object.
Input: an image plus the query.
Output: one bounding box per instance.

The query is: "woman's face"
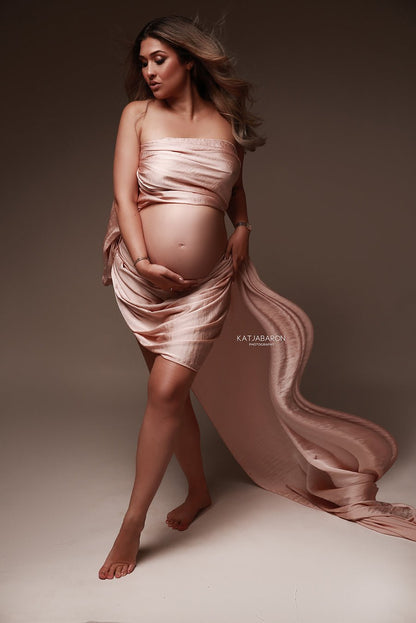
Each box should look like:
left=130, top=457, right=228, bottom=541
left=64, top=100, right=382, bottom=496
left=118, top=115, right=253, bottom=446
left=138, top=37, right=192, bottom=98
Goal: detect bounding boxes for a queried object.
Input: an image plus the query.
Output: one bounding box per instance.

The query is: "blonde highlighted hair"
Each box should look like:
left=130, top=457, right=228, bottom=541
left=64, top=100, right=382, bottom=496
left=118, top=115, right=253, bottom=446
left=124, top=14, right=266, bottom=152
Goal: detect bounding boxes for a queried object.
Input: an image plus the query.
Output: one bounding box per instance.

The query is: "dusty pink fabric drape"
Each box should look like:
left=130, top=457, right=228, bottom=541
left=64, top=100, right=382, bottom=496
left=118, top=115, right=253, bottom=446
left=110, top=236, right=234, bottom=372
left=191, top=257, right=416, bottom=541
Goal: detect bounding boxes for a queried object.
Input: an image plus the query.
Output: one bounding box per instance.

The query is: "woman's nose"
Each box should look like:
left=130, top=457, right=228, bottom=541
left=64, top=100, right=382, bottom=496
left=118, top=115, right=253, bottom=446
left=146, top=63, right=156, bottom=79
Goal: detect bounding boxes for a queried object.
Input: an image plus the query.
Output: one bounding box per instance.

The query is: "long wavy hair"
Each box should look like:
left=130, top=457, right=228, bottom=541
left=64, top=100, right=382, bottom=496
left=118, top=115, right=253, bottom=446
left=124, top=14, right=266, bottom=152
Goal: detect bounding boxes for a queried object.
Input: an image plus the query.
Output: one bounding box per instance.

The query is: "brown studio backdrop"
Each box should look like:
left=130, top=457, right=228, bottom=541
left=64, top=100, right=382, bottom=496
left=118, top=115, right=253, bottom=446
left=1, top=0, right=415, bottom=487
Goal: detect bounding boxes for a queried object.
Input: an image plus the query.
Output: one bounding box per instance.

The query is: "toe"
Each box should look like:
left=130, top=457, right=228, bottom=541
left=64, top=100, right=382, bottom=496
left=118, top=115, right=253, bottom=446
left=127, top=563, right=136, bottom=574
left=121, top=564, right=128, bottom=576
left=115, top=564, right=123, bottom=578
left=106, top=565, right=116, bottom=579
left=98, top=566, right=109, bottom=580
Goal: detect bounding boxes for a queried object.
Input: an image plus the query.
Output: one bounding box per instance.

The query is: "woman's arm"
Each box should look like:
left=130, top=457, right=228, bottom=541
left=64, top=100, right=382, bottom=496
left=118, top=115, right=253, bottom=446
left=227, top=144, right=249, bottom=225
left=112, top=101, right=201, bottom=292
left=113, top=101, right=150, bottom=269
left=225, top=144, right=251, bottom=276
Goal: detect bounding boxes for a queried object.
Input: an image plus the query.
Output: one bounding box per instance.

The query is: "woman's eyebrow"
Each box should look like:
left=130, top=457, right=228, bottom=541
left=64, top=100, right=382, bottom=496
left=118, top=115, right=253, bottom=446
left=138, top=50, right=166, bottom=59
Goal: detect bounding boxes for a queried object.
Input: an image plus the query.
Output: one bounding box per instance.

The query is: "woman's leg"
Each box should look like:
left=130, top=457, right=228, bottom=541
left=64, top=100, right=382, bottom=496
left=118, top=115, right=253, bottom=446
left=138, top=344, right=212, bottom=531
left=98, top=352, right=197, bottom=580
left=165, top=394, right=212, bottom=530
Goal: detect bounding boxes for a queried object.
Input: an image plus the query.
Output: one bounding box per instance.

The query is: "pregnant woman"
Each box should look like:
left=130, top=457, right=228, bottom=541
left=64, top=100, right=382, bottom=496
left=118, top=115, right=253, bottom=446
left=100, top=15, right=416, bottom=580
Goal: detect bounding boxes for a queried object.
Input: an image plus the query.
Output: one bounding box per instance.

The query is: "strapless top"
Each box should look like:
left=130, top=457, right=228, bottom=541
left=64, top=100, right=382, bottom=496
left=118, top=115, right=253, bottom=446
left=136, top=137, right=241, bottom=213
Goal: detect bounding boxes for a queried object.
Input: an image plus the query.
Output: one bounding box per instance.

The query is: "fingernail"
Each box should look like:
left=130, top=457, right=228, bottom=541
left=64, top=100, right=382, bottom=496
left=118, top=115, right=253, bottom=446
left=179, top=277, right=184, bottom=281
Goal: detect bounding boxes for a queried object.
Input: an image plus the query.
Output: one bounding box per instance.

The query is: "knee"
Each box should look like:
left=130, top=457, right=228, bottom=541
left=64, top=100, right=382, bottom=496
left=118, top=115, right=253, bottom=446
left=147, top=376, right=188, bottom=412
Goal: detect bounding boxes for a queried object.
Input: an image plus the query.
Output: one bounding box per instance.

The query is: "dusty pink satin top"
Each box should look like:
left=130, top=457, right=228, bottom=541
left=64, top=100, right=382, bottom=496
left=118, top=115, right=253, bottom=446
left=136, top=137, right=241, bottom=212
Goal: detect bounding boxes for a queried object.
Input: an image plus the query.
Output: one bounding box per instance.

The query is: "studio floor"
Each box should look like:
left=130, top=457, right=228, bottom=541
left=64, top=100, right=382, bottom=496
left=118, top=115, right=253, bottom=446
left=1, top=367, right=416, bottom=623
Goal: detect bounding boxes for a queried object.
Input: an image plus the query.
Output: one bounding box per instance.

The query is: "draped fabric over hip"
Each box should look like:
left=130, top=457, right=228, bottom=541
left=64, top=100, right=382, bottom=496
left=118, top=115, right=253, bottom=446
left=102, top=137, right=416, bottom=543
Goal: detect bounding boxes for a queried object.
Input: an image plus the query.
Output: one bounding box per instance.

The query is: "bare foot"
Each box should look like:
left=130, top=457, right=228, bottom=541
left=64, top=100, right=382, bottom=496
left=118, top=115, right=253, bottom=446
left=166, top=491, right=212, bottom=531
left=98, top=517, right=144, bottom=580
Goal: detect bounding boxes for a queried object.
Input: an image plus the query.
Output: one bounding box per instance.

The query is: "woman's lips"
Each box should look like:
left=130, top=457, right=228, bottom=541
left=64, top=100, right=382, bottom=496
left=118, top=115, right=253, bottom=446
left=150, top=83, right=161, bottom=90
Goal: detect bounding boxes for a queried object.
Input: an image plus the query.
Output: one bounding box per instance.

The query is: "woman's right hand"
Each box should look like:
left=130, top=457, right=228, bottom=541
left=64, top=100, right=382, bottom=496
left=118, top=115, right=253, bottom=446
left=136, top=261, right=202, bottom=293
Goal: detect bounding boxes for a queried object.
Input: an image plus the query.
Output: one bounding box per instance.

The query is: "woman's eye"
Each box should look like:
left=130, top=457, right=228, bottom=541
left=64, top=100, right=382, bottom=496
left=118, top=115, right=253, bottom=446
left=140, top=58, right=165, bottom=68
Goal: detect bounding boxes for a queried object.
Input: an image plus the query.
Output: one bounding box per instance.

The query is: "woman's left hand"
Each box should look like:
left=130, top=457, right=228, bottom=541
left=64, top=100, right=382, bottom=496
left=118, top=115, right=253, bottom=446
left=225, top=226, right=250, bottom=281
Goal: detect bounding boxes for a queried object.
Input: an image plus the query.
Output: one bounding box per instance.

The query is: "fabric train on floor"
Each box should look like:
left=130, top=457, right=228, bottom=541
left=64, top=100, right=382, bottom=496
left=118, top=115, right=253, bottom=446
left=191, top=256, right=416, bottom=542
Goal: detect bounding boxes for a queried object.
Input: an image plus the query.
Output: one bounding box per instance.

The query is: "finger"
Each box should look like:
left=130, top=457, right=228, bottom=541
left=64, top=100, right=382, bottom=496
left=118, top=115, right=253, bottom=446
left=166, top=276, right=201, bottom=289
left=175, top=277, right=200, bottom=288
left=162, top=269, right=192, bottom=285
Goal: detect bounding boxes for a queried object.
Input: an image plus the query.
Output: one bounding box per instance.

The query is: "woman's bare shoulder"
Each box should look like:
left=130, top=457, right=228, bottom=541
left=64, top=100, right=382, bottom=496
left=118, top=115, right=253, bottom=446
left=120, top=99, right=153, bottom=119
left=118, top=100, right=154, bottom=144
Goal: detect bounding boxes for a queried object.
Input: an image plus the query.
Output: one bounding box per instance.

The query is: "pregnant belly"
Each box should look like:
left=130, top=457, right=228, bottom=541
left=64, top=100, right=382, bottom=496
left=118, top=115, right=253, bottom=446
left=139, top=203, right=229, bottom=279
